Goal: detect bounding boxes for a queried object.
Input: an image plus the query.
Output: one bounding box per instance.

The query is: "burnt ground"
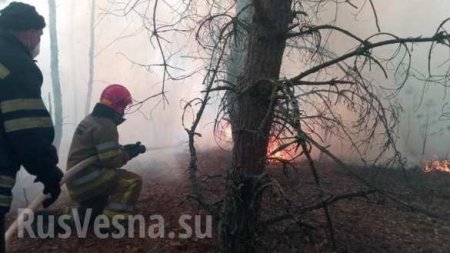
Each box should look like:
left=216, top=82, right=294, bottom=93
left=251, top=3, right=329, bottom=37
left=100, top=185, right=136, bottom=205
left=6, top=149, right=450, bottom=253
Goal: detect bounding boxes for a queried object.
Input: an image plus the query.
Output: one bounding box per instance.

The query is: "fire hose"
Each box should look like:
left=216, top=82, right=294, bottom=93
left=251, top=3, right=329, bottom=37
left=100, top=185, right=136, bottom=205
left=4, top=142, right=183, bottom=246
left=5, top=155, right=97, bottom=246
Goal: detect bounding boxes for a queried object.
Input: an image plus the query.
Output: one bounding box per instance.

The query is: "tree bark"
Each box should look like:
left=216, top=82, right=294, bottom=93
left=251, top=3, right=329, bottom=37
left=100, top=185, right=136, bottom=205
left=48, top=0, right=63, bottom=149
left=220, top=0, right=293, bottom=252
left=226, top=0, right=253, bottom=123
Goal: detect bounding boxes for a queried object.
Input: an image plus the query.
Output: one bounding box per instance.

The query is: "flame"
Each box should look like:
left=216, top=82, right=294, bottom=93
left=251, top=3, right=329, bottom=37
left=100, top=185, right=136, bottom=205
left=267, top=137, right=291, bottom=161
left=221, top=124, right=292, bottom=161
left=423, top=155, right=450, bottom=173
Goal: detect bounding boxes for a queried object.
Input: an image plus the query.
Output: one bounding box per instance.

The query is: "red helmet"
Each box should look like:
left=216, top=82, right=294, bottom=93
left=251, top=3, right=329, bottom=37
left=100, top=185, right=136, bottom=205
left=100, top=84, right=132, bottom=115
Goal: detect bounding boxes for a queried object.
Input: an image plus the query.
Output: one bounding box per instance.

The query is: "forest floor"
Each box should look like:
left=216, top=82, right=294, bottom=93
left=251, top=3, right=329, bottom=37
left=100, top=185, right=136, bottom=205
left=6, top=149, right=450, bottom=253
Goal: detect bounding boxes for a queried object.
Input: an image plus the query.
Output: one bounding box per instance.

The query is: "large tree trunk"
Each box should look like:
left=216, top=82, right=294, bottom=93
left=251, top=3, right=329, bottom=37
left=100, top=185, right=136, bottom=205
left=225, top=0, right=253, bottom=122
left=219, top=1, right=293, bottom=252
left=48, top=0, right=63, bottom=149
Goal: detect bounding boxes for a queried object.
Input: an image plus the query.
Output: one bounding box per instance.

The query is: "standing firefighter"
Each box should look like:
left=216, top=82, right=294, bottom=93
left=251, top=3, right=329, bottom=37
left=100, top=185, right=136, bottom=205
left=66, top=84, right=145, bottom=224
left=0, top=2, right=63, bottom=251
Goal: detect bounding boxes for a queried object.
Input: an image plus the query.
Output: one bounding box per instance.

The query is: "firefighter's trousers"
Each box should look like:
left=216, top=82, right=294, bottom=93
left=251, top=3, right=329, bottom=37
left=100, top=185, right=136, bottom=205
left=75, top=169, right=142, bottom=221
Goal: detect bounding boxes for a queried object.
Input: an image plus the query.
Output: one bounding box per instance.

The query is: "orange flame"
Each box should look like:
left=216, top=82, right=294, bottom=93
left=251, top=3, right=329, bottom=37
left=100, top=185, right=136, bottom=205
left=222, top=124, right=292, bottom=161
left=423, top=155, right=450, bottom=173
left=267, top=137, right=291, bottom=161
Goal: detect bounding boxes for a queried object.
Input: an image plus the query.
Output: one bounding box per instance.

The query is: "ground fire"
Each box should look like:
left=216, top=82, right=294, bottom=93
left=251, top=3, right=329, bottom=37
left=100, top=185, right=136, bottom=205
left=423, top=155, right=450, bottom=173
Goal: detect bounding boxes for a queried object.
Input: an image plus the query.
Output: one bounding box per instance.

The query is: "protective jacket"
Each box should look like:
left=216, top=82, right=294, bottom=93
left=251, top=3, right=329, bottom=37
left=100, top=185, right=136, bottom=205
left=67, top=103, right=130, bottom=202
left=0, top=31, right=59, bottom=213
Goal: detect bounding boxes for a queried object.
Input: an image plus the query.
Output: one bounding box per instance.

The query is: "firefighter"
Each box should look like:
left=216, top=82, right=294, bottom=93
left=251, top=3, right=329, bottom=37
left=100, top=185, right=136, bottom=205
left=66, top=84, right=145, bottom=225
left=0, top=2, right=64, bottom=251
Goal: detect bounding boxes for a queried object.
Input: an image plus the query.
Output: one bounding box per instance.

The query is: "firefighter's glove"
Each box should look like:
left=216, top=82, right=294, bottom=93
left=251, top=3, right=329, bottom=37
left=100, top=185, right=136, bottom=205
left=35, top=167, right=64, bottom=208
left=123, top=142, right=146, bottom=159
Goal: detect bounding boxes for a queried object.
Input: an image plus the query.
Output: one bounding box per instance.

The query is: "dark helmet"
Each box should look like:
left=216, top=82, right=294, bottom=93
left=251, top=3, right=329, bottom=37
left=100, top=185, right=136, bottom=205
left=0, top=2, right=45, bottom=30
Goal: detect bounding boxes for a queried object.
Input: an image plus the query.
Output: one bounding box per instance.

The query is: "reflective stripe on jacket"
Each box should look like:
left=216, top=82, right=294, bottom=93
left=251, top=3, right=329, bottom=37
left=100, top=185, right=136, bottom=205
left=0, top=31, right=58, bottom=213
left=66, top=103, right=129, bottom=202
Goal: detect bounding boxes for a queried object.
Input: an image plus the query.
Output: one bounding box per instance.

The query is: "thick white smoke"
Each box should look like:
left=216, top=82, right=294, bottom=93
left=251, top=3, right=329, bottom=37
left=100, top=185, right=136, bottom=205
left=3, top=0, right=450, bottom=210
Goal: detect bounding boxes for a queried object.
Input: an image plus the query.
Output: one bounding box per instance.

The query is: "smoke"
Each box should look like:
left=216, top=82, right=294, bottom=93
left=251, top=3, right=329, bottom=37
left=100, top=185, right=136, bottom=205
left=281, top=0, right=450, bottom=164
left=5, top=0, right=450, bottom=209
left=6, top=0, right=208, bottom=209
left=370, top=0, right=450, bottom=163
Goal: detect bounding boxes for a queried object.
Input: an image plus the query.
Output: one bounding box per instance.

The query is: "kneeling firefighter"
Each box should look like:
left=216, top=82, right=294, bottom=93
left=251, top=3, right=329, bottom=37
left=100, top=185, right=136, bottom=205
left=66, top=84, right=145, bottom=222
